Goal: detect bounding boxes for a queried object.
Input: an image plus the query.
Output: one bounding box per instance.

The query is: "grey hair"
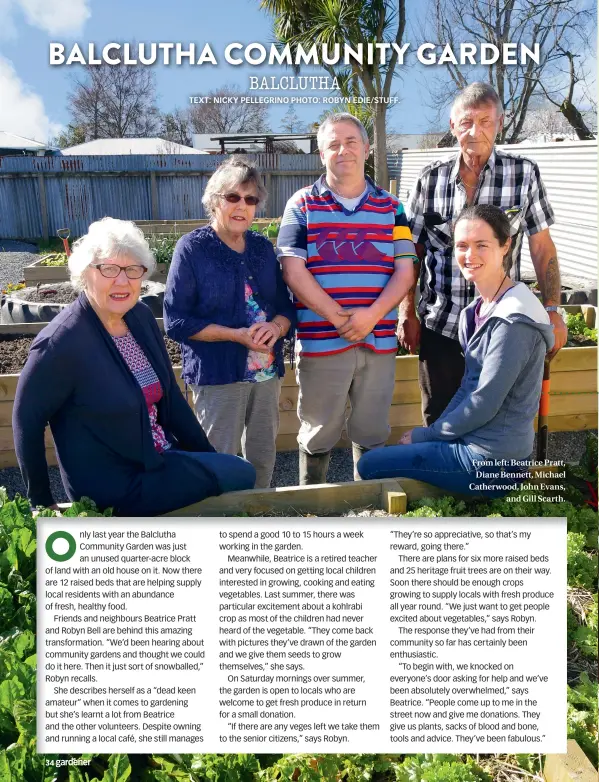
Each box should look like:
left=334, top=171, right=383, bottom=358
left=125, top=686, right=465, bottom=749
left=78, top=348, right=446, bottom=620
left=451, top=82, right=503, bottom=119
left=68, top=217, right=156, bottom=292
left=317, top=112, right=369, bottom=151
left=202, top=155, right=267, bottom=217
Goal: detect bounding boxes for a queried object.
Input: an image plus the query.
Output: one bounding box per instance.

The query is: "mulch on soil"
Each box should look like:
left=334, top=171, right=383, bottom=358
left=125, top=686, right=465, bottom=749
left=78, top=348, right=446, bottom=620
left=0, top=333, right=182, bottom=374
left=0, top=336, right=35, bottom=374
left=14, top=282, right=156, bottom=305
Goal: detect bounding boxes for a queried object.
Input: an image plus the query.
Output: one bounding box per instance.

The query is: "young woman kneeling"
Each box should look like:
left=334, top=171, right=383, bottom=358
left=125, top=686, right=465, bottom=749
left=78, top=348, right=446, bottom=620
left=358, top=204, right=555, bottom=496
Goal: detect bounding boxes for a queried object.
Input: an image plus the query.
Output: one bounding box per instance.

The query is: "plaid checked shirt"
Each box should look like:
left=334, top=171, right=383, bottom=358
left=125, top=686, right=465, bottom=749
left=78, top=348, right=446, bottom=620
left=406, top=148, right=555, bottom=340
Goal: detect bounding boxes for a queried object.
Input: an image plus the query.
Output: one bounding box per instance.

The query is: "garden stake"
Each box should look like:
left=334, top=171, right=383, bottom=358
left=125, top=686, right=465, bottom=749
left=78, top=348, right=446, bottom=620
left=57, top=227, right=71, bottom=257
left=536, top=359, right=551, bottom=461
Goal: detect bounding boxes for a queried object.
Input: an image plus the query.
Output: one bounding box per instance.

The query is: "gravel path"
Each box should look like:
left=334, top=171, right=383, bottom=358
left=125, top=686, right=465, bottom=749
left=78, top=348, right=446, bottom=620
left=0, top=429, right=593, bottom=506
left=0, top=241, right=39, bottom=289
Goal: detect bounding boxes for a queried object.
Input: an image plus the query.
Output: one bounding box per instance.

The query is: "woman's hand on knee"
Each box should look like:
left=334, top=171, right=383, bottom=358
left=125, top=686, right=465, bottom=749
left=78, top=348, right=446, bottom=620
left=398, top=429, right=413, bottom=445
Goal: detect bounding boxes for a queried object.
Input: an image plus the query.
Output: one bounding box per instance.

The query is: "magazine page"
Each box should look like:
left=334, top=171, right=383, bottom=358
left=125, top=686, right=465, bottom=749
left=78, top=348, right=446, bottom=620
left=0, top=1, right=597, bottom=781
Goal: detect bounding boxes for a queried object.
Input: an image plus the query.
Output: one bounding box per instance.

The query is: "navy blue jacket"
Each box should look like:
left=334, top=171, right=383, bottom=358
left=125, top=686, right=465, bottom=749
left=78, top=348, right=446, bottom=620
left=163, top=226, right=296, bottom=386
left=13, top=293, right=218, bottom=514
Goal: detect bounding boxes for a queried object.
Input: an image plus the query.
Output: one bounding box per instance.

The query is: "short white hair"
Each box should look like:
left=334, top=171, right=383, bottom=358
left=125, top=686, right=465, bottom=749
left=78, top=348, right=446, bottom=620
left=68, top=217, right=156, bottom=292
left=317, top=112, right=369, bottom=151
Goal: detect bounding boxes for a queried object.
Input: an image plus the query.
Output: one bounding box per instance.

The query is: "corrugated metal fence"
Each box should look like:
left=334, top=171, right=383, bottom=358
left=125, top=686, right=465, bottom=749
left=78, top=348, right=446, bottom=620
left=388, top=140, right=597, bottom=285
left=0, top=153, right=323, bottom=240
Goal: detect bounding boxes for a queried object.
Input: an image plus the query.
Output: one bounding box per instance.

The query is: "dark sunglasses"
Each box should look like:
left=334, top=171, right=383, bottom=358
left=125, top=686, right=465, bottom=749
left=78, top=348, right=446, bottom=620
left=91, top=263, right=147, bottom=279
left=219, top=192, right=260, bottom=206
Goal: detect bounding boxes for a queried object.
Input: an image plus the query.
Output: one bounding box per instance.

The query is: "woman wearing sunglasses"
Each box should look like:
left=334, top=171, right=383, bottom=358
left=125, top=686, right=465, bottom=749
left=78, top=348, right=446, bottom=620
left=164, top=156, right=295, bottom=488
left=13, top=217, right=256, bottom=515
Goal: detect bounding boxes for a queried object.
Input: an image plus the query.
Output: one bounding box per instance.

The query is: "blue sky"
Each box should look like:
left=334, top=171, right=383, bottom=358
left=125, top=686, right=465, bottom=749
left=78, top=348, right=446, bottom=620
left=0, top=0, right=594, bottom=145
left=0, top=0, right=448, bottom=143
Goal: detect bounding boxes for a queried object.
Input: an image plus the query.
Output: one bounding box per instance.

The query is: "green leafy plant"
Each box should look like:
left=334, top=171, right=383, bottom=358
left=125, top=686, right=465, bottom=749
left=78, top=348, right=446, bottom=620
left=397, top=755, right=491, bottom=782
left=250, top=221, right=280, bottom=239
left=0, top=492, right=112, bottom=781
left=147, top=233, right=180, bottom=267
left=571, top=595, right=598, bottom=659
left=565, top=313, right=597, bottom=345
left=0, top=479, right=597, bottom=776
left=567, top=674, right=598, bottom=767
left=39, top=253, right=68, bottom=267
left=190, top=753, right=261, bottom=781
left=567, top=532, right=597, bottom=591
left=1, top=282, right=26, bottom=295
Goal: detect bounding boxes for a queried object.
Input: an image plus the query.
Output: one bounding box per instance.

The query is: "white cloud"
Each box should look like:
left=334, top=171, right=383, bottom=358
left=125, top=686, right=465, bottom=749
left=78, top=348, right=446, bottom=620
left=18, top=0, right=90, bottom=36
left=0, top=0, right=90, bottom=38
left=0, top=55, right=61, bottom=142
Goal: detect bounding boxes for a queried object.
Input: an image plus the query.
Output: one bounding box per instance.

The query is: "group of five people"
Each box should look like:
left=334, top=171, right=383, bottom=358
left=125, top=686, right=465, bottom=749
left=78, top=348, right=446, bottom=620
left=13, top=82, right=562, bottom=515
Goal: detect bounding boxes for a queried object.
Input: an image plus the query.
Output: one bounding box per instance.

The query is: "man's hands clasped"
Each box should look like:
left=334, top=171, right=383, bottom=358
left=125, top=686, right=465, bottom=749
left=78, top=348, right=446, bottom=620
left=333, top=307, right=379, bottom=342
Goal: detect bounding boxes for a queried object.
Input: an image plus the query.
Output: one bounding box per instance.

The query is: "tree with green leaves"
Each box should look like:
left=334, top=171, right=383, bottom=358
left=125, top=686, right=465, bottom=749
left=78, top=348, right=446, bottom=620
left=159, top=109, right=192, bottom=147
left=51, top=123, right=87, bottom=149
left=259, top=0, right=406, bottom=188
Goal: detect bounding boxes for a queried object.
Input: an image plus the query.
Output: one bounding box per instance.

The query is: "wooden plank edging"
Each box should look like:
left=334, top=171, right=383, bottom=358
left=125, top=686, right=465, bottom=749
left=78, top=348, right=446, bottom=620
left=161, top=477, right=407, bottom=517
left=544, top=740, right=598, bottom=782
left=161, top=464, right=571, bottom=517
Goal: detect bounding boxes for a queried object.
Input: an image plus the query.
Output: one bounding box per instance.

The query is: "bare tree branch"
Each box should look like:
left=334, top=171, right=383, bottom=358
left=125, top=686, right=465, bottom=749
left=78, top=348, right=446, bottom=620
left=423, top=0, right=596, bottom=143
left=187, top=84, right=271, bottom=134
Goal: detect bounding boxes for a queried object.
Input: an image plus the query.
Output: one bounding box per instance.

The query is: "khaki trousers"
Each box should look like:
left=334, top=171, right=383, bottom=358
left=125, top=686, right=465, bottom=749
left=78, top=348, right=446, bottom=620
left=296, top=347, right=396, bottom=454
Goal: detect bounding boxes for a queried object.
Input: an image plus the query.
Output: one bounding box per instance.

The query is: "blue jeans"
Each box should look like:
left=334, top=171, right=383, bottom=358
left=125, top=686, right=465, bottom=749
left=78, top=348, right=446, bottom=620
left=357, top=441, right=527, bottom=498
left=173, top=450, right=257, bottom=494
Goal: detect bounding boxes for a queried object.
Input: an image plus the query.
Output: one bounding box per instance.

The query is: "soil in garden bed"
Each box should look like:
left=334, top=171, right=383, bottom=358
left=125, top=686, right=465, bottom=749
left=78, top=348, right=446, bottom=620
left=13, top=282, right=157, bottom=305
left=0, top=329, right=592, bottom=373
left=0, top=333, right=182, bottom=373
left=567, top=334, right=597, bottom=347
left=0, top=335, right=37, bottom=373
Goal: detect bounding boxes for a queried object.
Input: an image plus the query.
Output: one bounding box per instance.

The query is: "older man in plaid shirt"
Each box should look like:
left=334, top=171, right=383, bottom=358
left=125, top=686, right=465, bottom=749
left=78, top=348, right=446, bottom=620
left=400, top=82, right=567, bottom=425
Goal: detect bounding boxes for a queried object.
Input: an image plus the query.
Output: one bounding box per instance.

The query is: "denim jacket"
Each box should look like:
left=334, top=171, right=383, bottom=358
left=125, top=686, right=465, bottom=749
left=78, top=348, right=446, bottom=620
left=164, top=226, right=296, bottom=386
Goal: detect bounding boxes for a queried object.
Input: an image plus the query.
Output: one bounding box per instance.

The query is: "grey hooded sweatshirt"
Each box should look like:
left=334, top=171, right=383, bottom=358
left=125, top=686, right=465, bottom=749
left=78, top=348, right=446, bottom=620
left=411, top=283, right=555, bottom=460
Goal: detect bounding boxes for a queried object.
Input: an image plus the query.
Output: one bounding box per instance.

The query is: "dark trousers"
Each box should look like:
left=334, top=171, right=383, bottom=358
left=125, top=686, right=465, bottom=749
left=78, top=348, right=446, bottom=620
left=418, top=324, right=465, bottom=426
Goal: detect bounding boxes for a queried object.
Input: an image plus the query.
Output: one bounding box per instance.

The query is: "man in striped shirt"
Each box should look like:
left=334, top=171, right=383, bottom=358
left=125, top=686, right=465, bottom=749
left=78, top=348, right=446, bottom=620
left=400, top=82, right=567, bottom=426
left=277, top=113, right=418, bottom=484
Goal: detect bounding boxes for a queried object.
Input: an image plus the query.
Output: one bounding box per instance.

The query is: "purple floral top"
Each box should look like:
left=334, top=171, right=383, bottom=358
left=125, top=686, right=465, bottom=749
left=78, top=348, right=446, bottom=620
left=243, top=281, right=277, bottom=383
left=112, top=331, right=171, bottom=453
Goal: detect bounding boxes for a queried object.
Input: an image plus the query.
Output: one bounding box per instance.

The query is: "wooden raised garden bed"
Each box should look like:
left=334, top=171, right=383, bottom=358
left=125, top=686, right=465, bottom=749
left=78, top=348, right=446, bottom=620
left=273, top=335, right=597, bottom=452
left=0, top=308, right=595, bottom=469
left=544, top=740, right=598, bottom=782
left=164, top=463, right=565, bottom=517
left=22, top=218, right=278, bottom=286
left=134, top=218, right=276, bottom=236
left=163, top=477, right=408, bottom=517
left=23, top=259, right=169, bottom=286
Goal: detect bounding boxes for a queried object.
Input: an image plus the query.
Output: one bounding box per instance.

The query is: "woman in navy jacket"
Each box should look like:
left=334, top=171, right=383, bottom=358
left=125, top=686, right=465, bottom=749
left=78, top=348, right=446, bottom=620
left=13, top=217, right=255, bottom=516
left=164, top=156, right=296, bottom=488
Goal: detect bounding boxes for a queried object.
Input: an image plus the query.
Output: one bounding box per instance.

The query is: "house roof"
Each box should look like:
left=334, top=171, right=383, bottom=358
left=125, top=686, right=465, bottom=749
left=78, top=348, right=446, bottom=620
left=61, top=138, right=207, bottom=155
left=0, top=131, right=49, bottom=151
